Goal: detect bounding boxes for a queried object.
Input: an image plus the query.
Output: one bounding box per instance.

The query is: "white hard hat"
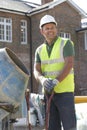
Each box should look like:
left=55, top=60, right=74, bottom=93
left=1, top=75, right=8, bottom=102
left=39, top=15, right=57, bottom=29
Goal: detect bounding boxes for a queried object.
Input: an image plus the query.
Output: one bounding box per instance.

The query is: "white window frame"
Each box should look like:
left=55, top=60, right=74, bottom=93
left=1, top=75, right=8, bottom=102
left=59, top=32, right=71, bottom=40
left=0, top=17, right=12, bottom=42
left=21, top=20, right=27, bottom=44
left=84, top=31, right=87, bottom=50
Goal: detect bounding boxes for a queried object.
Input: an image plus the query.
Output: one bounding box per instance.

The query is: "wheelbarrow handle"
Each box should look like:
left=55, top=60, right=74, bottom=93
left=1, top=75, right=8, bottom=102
left=45, top=91, right=54, bottom=130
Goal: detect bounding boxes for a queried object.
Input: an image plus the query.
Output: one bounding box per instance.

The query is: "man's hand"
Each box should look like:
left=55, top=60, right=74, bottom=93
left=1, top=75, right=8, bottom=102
left=52, top=79, right=59, bottom=86
left=39, top=76, right=52, bottom=88
left=39, top=76, right=59, bottom=93
left=45, top=78, right=59, bottom=93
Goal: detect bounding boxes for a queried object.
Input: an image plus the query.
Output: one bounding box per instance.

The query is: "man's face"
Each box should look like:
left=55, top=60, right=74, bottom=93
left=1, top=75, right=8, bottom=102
left=40, top=23, right=57, bottom=43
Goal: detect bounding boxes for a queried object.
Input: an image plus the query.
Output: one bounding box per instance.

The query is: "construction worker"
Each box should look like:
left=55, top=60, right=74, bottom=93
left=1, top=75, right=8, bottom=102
left=34, top=15, right=77, bottom=130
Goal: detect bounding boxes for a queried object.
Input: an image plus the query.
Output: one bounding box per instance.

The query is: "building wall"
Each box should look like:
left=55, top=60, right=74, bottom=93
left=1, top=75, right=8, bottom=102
left=75, top=31, right=87, bottom=95
left=0, top=11, right=30, bottom=70
left=41, top=0, right=53, bottom=4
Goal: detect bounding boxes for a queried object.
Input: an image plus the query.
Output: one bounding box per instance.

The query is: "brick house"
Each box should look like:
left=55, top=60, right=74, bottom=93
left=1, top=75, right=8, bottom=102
left=0, top=0, right=87, bottom=95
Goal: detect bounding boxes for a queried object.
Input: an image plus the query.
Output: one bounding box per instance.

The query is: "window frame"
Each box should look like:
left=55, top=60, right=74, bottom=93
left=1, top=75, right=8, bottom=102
left=59, top=32, right=71, bottom=40
left=21, top=20, right=27, bottom=44
left=0, top=17, right=12, bottom=42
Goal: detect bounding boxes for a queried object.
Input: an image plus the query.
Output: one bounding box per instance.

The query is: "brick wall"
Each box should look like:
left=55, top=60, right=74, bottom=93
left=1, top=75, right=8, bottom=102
left=0, top=11, right=30, bottom=70
left=41, top=0, right=53, bottom=4
left=75, top=32, right=87, bottom=95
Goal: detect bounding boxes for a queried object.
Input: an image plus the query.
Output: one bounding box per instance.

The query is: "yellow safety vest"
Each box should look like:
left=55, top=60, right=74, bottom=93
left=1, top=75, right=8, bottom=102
left=38, top=37, right=75, bottom=93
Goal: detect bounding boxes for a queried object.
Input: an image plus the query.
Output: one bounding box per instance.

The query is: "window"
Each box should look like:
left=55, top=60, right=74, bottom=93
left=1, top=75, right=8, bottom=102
left=59, top=32, right=71, bottom=39
left=84, top=31, right=87, bottom=50
left=0, top=17, right=12, bottom=42
left=21, top=20, right=27, bottom=44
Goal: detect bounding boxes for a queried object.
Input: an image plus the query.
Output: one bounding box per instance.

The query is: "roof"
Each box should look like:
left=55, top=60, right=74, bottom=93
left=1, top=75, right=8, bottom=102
left=0, top=0, right=86, bottom=18
left=0, top=0, right=38, bottom=15
left=76, top=27, right=87, bottom=32
left=22, top=0, right=41, bottom=7
left=27, top=0, right=87, bottom=18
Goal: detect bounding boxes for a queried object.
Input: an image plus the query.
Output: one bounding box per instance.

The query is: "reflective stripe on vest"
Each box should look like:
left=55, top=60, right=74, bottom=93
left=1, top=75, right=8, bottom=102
left=38, top=37, right=74, bottom=93
left=43, top=69, right=74, bottom=77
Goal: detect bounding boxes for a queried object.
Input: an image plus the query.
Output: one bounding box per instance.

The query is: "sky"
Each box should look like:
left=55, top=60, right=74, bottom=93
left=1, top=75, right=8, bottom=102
left=25, top=0, right=87, bottom=13
left=73, top=0, right=87, bottom=12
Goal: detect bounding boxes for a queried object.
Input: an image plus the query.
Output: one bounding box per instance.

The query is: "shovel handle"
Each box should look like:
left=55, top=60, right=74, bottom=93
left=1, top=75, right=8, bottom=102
left=45, top=91, right=54, bottom=130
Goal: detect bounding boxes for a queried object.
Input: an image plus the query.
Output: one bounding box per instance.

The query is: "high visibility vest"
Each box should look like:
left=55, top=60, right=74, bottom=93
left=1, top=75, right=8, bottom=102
left=38, top=37, right=75, bottom=93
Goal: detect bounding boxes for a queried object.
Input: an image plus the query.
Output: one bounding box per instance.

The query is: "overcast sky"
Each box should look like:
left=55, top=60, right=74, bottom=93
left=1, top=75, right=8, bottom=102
left=24, top=0, right=87, bottom=13
left=73, top=0, right=87, bottom=12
